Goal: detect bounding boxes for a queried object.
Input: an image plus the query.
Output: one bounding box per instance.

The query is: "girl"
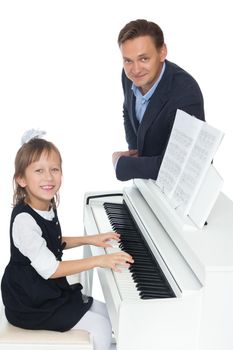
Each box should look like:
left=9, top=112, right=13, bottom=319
left=1, top=130, right=133, bottom=350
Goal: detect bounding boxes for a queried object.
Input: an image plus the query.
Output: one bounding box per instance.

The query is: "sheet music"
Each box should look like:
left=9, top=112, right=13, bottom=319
left=156, top=109, right=224, bottom=214
left=156, top=110, right=202, bottom=197
left=172, top=123, right=224, bottom=212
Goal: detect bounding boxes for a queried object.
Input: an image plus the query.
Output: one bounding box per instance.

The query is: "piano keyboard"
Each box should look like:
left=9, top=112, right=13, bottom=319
left=103, top=202, right=175, bottom=300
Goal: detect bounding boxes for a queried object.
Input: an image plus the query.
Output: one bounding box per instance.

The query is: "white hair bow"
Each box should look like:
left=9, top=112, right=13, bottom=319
left=21, top=129, right=46, bottom=145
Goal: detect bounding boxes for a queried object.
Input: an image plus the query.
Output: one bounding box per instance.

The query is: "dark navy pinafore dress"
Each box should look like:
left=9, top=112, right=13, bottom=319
left=1, top=203, right=93, bottom=331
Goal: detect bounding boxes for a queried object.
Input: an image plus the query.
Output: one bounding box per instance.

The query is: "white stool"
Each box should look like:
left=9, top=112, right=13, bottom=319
left=0, top=310, right=93, bottom=350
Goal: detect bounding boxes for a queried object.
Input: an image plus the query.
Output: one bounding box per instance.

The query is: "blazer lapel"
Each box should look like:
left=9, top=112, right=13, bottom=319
left=128, top=89, right=139, bottom=133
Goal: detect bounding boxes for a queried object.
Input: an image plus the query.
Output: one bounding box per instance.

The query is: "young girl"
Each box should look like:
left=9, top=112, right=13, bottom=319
left=1, top=130, right=133, bottom=350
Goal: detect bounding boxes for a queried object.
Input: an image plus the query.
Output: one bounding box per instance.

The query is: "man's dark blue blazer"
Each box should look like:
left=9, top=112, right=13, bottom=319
left=115, top=60, right=205, bottom=181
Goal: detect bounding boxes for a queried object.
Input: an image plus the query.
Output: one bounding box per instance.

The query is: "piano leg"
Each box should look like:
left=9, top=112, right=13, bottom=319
left=81, top=244, right=93, bottom=296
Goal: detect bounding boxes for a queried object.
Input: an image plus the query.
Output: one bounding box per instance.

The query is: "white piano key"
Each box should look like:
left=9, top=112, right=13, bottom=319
left=105, top=246, right=121, bottom=254
left=106, top=241, right=120, bottom=249
left=113, top=268, right=140, bottom=300
left=91, top=204, right=113, bottom=232
left=105, top=248, right=140, bottom=300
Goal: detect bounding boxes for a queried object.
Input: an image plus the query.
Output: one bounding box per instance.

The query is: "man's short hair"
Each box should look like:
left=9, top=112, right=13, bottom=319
left=118, top=19, right=164, bottom=49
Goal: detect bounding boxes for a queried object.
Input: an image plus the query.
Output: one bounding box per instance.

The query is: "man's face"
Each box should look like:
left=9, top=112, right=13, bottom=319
left=120, top=35, right=167, bottom=95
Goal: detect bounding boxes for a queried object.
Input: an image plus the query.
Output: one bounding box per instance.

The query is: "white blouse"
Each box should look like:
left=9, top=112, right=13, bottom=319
left=12, top=209, right=60, bottom=280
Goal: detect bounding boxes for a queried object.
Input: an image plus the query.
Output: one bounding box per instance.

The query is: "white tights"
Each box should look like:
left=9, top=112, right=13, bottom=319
left=72, top=299, right=115, bottom=350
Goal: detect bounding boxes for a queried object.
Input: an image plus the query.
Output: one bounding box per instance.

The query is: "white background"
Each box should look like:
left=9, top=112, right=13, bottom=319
left=0, top=0, right=233, bottom=286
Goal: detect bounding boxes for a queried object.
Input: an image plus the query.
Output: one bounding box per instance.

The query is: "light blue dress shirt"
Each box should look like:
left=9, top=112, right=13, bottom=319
left=132, top=62, right=166, bottom=123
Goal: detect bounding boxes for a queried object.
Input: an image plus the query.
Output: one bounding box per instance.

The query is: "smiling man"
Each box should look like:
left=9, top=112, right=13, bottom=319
left=112, top=19, right=205, bottom=181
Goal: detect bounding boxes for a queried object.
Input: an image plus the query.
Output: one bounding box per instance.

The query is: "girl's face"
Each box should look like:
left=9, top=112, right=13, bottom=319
left=16, top=150, right=62, bottom=210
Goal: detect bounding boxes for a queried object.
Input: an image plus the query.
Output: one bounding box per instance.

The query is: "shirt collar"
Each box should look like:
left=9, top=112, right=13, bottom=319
left=34, top=207, right=55, bottom=221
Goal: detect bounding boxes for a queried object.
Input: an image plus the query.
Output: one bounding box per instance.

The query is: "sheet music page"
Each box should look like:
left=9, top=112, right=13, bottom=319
left=171, top=122, right=224, bottom=212
left=156, top=109, right=203, bottom=197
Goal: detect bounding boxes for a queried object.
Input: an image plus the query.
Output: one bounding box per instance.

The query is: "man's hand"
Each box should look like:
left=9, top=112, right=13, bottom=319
left=112, top=149, right=138, bottom=168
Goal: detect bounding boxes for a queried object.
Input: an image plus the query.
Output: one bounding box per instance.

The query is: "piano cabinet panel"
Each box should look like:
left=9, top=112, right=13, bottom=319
left=97, top=267, right=121, bottom=338
left=199, top=271, right=233, bottom=350
left=117, top=294, right=202, bottom=350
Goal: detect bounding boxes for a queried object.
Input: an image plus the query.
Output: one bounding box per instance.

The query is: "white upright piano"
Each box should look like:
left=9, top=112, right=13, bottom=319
left=83, top=178, right=233, bottom=350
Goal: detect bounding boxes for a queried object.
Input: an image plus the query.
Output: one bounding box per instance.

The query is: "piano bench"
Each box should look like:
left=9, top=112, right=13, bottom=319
left=0, top=312, right=93, bottom=350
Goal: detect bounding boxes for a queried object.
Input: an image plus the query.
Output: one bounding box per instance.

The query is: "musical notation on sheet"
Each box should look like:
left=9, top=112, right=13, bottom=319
left=156, top=109, right=224, bottom=214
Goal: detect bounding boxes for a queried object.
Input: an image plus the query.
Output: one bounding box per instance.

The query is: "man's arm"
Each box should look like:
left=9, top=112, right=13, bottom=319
left=112, top=149, right=138, bottom=170
left=115, top=153, right=163, bottom=181
left=115, top=96, right=205, bottom=181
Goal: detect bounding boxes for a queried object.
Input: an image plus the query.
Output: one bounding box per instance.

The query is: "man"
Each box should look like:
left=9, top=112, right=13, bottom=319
left=112, top=19, right=205, bottom=181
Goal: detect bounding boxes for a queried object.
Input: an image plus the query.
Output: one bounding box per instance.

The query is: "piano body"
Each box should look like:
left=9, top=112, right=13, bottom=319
left=83, top=179, right=233, bottom=350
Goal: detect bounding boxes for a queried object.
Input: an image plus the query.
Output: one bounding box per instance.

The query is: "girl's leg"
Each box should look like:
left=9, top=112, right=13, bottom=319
left=72, top=299, right=113, bottom=350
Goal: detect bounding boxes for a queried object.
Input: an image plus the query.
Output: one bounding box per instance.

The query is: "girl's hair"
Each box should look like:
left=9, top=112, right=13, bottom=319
left=13, top=138, right=62, bottom=207
left=118, top=19, right=164, bottom=50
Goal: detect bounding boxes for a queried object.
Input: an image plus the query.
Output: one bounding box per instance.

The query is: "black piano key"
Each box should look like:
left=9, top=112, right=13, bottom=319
left=141, top=293, right=171, bottom=299
left=103, top=202, right=175, bottom=299
left=136, top=282, right=169, bottom=289
left=130, top=265, right=160, bottom=272
left=113, top=225, right=137, bottom=231
left=136, top=281, right=166, bottom=287
left=139, top=289, right=170, bottom=296
left=132, top=270, right=163, bottom=277
left=131, top=261, right=157, bottom=268
left=133, top=276, right=165, bottom=284
left=132, top=272, right=163, bottom=279
left=120, top=243, right=146, bottom=250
